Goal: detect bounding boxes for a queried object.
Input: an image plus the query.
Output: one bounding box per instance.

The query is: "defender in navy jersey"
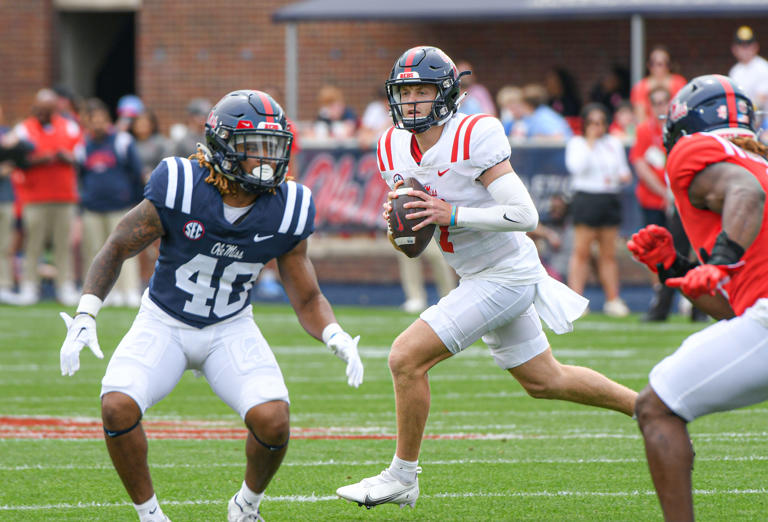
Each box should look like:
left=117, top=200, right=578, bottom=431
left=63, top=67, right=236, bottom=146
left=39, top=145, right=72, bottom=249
left=58, top=90, right=364, bottom=522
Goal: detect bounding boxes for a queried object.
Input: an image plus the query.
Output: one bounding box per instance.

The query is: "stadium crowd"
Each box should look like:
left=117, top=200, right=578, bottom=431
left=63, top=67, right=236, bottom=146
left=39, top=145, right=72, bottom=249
left=2, top=26, right=767, bottom=321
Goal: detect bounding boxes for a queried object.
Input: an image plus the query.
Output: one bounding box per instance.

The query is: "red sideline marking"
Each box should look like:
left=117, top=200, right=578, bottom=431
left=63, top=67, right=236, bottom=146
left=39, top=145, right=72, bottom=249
left=0, top=416, right=490, bottom=441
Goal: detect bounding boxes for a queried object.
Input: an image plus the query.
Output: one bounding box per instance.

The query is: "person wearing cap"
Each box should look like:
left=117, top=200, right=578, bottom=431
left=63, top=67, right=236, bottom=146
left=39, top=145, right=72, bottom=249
left=729, top=25, right=768, bottom=131
left=116, top=94, right=145, bottom=133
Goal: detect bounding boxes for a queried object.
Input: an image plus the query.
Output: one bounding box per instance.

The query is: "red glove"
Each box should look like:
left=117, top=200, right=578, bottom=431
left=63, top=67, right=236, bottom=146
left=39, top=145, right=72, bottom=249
left=665, top=263, right=741, bottom=299
left=627, top=225, right=676, bottom=273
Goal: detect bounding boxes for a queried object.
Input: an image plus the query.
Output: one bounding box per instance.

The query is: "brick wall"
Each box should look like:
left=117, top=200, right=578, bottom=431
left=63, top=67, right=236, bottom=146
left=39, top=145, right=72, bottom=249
left=0, top=0, right=53, bottom=125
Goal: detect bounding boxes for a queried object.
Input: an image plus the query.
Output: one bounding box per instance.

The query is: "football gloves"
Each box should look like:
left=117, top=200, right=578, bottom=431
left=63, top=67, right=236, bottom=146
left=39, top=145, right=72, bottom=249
left=627, top=225, right=676, bottom=273
left=627, top=224, right=698, bottom=282
left=665, top=264, right=738, bottom=299
left=326, top=329, right=364, bottom=388
left=666, top=230, right=746, bottom=299
left=59, top=312, right=103, bottom=376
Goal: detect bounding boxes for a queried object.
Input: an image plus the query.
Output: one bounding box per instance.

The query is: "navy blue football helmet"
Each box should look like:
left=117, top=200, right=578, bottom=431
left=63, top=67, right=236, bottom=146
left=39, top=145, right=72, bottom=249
left=204, top=90, right=293, bottom=193
left=385, top=46, right=467, bottom=134
left=663, top=74, right=757, bottom=153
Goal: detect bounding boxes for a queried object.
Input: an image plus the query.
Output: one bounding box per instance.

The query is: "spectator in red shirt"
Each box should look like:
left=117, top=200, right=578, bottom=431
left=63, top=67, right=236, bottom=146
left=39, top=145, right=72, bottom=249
left=11, top=88, right=82, bottom=305
left=630, top=46, right=686, bottom=125
left=631, top=87, right=671, bottom=223
left=630, top=86, right=704, bottom=322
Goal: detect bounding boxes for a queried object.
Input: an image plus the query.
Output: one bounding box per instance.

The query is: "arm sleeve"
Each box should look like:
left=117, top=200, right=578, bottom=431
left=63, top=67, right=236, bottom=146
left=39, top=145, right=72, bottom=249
left=455, top=171, right=539, bottom=232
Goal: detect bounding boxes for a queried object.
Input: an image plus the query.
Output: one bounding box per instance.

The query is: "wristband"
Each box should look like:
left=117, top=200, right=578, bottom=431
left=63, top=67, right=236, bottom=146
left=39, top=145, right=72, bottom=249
left=76, top=294, right=103, bottom=318
left=449, top=205, right=457, bottom=227
left=704, top=230, right=745, bottom=266
left=322, top=323, right=343, bottom=345
left=657, top=254, right=698, bottom=284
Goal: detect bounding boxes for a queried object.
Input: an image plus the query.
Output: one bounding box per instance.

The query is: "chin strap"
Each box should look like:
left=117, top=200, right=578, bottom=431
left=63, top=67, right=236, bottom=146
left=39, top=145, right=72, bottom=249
left=196, top=142, right=223, bottom=174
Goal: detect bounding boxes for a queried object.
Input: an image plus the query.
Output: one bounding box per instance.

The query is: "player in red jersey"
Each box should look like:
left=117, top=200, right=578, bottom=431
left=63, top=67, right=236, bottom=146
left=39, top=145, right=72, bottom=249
left=627, top=74, right=768, bottom=521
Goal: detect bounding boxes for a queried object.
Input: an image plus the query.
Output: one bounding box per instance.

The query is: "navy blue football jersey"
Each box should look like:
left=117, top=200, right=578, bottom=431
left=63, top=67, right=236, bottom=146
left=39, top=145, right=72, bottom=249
left=144, top=157, right=315, bottom=328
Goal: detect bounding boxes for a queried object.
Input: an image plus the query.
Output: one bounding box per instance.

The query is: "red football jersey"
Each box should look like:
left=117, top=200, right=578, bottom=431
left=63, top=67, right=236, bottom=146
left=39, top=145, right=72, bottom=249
left=666, top=132, right=768, bottom=314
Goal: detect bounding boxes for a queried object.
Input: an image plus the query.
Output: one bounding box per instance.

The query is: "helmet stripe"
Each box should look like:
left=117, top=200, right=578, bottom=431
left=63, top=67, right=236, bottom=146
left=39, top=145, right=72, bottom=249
left=256, top=91, right=276, bottom=123
left=403, top=48, right=419, bottom=73
left=716, top=76, right=738, bottom=128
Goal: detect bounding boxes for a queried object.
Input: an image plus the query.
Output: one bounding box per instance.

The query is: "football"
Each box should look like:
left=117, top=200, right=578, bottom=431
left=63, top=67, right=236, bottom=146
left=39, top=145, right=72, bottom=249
left=387, top=177, right=435, bottom=258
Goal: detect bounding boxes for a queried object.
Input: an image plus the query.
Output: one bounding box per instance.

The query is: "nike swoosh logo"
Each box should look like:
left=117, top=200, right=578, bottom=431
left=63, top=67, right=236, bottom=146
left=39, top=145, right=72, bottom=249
left=149, top=507, right=158, bottom=515
left=364, top=491, right=408, bottom=506
left=253, top=233, right=274, bottom=242
left=74, top=327, right=88, bottom=341
left=437, top=169, right=449, bottom=176
left=394, top=210, right=404, bottom=232
left=502, top=213, right=520, bottom=223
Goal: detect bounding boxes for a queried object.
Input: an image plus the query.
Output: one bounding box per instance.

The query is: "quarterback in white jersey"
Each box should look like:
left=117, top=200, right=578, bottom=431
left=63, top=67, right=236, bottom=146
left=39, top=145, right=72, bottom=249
left=336, top=46, right=637, bottom=511
left=378, top=109, right=545, bottom=284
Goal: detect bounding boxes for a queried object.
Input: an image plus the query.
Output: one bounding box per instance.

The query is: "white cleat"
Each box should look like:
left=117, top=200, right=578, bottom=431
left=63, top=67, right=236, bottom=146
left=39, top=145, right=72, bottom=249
left=227, top=492, right=264, bottom=521
left=336, top=468, right=421, bottom=509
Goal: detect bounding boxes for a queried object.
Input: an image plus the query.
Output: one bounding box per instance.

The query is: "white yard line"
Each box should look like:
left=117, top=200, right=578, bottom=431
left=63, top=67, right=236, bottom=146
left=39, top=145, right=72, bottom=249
left=1, top=488, right=766, bottom=510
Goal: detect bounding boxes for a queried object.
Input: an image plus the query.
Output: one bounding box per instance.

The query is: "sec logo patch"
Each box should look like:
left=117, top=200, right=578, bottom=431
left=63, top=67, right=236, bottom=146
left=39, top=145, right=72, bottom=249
left=183, top=220, right=205, bottom=240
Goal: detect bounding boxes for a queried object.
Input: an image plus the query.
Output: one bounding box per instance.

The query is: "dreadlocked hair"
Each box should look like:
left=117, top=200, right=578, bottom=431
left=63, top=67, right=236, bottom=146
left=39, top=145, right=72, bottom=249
left=190, top=150, right=237, bottom=196
left=729, top=136, right=768, bottom=159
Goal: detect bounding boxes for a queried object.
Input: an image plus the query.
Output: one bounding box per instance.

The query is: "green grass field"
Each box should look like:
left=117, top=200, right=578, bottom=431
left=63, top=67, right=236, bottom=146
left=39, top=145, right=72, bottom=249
left=1, top=302, right=767, bottom=521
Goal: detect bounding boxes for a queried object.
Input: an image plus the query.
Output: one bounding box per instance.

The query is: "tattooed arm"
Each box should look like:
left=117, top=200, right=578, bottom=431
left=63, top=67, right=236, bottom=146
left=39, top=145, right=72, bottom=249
left=82, top=199, right=165, bottom=299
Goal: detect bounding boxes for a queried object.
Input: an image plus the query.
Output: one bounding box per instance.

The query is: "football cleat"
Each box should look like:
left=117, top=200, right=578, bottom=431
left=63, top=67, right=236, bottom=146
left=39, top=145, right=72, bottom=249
left=227, top=492, right=264, bottom=521
left=336, top=468, right=421, bottom=509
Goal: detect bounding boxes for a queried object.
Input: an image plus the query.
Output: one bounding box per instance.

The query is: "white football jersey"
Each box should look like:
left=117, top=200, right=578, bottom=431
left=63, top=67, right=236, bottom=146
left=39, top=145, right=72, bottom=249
left=378, top=113, right=547, bottom=284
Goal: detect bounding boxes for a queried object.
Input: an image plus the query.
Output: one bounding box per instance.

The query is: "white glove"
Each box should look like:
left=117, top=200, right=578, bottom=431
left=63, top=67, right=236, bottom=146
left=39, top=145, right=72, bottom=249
left=324, top=325, right=364, bottom=388
left=59, top=312, right=104, bottom=376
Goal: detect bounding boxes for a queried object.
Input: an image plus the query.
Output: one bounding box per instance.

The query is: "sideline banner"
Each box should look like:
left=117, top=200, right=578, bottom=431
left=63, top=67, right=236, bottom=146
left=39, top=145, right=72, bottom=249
left=294, top=145, right=641, bottom=236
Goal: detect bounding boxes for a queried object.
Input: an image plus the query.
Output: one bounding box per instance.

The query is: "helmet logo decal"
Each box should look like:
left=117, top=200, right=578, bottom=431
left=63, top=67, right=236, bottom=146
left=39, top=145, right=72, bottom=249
left=669, top=100, right=688, bottom=122
left=397, top=72, right=420, bottom=79
left=715, top=75, right=739, bottom=128
left=206, top=111, right=217, bottom=128
left=183, top=220, right=205, bottom=240
left=717, top=105, right=728, bottom=120
left=258, top=122, right=282, bottom=130
left=236, top=120, right=254, bottom=129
